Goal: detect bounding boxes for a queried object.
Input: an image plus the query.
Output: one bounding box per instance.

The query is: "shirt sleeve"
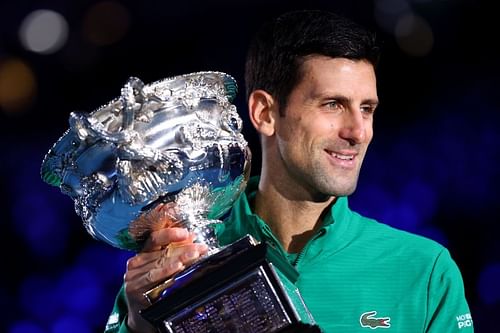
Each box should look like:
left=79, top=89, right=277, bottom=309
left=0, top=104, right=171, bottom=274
left=104, top=284, right=132, bottom=333
left=424, top=248, right=474, bottom=332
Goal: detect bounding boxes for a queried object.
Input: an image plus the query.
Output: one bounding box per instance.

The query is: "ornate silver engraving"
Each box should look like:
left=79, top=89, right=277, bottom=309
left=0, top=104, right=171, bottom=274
left=41, top=72, right=251, bottom=251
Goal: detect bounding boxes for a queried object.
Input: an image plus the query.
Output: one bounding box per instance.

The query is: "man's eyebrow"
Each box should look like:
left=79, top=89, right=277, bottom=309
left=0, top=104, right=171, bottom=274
left=314, top=94, right=379, bottom=106
left=363, top=99, right=379, bottom=105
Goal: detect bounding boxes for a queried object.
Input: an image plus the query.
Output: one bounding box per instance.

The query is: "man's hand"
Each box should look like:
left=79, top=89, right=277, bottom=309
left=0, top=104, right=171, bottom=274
left=123, top=205, right=208, bottom=332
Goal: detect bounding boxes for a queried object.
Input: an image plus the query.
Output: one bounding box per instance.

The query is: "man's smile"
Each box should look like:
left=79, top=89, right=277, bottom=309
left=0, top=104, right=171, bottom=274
left=325, top=149, right=358, bottom=168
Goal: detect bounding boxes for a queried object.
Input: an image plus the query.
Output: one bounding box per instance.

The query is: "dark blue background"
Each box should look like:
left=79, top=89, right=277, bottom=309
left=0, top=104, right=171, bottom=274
left=1, top=0, right=498, bottom=332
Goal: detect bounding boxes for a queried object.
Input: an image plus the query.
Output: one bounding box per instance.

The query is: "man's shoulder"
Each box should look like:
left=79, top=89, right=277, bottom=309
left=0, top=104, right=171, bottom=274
left=350, top=210, right=446, bottom=258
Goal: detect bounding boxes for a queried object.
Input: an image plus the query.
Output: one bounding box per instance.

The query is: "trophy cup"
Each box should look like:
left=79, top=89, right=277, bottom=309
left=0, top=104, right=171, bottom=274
left=41, top=72, right=320, bottom=332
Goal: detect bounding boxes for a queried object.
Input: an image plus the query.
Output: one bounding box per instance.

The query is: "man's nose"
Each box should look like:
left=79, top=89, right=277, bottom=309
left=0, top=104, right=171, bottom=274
left=338, top=110, right=366, bottom=145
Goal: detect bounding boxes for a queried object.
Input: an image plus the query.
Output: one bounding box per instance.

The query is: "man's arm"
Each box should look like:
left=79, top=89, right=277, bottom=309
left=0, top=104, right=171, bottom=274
left=424, top=248, right=474, bottom=332
left=104, top=284, right=129, bottom=333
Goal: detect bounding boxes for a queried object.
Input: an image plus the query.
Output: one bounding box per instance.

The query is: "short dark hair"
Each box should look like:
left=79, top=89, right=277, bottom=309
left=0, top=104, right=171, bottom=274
left=244, top=10, right=381, bottom=112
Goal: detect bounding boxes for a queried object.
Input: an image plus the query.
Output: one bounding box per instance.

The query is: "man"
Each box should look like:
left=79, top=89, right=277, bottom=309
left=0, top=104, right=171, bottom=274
left=106, top=10, right=473, bottom=332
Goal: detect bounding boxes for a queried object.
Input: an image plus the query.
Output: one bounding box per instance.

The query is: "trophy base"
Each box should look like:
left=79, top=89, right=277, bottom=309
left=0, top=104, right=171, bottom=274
left=140, top=235, right=321, bottom=333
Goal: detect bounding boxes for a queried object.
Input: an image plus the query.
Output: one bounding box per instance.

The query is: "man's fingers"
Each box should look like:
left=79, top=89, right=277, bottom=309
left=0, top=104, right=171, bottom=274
left=127, top=241, right=207, bottom=270
left=125, top=242, right=209, bottom=292
left=124, top=254, right=184, bottom=288
left=127, top=250, right=162, bottom=270
left=124, top=261, right=184, bottom=305
left=142, top=227, right=189, bottom=252
left=132, top=246, right=203, bottom=292
left=142, top=261, right=184, bottom=286
left=166, top=243, right=208, bottom=261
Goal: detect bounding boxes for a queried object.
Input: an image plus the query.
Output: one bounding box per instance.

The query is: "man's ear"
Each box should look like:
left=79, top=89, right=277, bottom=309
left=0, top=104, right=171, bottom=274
left=248, top=90, right=278, bottom=137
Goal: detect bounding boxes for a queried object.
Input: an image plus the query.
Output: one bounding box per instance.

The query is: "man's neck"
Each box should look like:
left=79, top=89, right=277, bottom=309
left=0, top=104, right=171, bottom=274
left=253, top=183, right=335, bottom=253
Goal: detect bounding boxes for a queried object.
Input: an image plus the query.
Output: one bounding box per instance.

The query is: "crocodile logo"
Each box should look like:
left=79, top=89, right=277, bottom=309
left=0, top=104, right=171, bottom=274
left=360, top=311, right=391, bottom=329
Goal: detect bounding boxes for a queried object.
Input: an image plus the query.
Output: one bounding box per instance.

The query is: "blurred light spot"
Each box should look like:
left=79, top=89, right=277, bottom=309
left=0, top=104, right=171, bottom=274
left=350, top=183, right=394, bottom=220
left=19, top=10, right=69, bottom=54
left=395, top=13, right=434, bottom=56
left=77, top=243, right=133, bottom=285
left=401, top=180, right=437, bottom=223
left=478, top=263, right=500, bottom=305
left=83, top=1, right=130, bottom=46
left=12, top=189, right=71, bottom=259
left=74, top=244, right=133, bottom=327
left=0, top=58, right=36, bottom=112
left=51, top=316, right=92, bottom=333
left=8, top=152, right=72, bottom=259
left=19, top=275, right=61, bottom=322
left=8, top=321, right=45, bottom=333
left=56, top=266, right=103, bottom=315
left=374, top=0, right=411, bottom=33
left=382, top=202, right=419, bottom=232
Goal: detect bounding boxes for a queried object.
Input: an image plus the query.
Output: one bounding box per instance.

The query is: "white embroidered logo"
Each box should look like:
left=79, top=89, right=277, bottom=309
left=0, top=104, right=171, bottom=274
left=105, top=312, right=120, bottom=330
left=456, top=313, right=473, bottom=329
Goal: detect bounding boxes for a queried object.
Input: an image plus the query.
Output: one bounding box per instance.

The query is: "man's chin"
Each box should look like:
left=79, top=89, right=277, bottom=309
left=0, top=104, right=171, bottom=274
left=324, top=181, right=358, bottom=198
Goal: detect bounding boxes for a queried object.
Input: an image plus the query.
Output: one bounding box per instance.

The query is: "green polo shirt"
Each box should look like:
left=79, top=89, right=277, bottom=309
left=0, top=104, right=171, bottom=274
left=105, top=177, right=473, bottom=332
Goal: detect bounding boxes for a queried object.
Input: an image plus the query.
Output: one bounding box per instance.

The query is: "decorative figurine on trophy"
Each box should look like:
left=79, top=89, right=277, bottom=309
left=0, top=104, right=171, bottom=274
left=41, top=72, right=320, bottom=332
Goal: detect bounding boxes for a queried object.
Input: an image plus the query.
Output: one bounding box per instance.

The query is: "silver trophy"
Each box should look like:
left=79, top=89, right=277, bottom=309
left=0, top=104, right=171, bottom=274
left=41, top=72, right=319, bottom=332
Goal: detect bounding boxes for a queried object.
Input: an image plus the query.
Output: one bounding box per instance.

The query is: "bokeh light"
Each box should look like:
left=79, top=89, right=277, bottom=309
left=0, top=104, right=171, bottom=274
left=83, top=1, right=130, bottom=46
left=18, top=10, right=69, bottom=54
left=8, top=321, right=45, bottom=333
left=0, top=58, right=36, bottom=112
left=373, top=0, right=411, bottom=33
left=56, top=266, right=103, bottom=316
left=51, top=316, right=92, bottom=333
left=18, top=274, right=61, bottom=322
left=6, top=147, right=72, bottom=259
left=400, top=180, right=437, bottom=224
left=11, top=189, right=71, bottom=259
left=76, top=243, right=133, bottom=286
left=478, top=263, right=500, bottom=305
left=394, top=13, right=433, bottom=56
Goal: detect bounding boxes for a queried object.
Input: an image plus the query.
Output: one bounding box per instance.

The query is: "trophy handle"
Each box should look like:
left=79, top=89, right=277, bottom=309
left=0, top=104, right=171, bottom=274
left=175, top=216, right=222, bottom=256
left=191, top=220, right=222, bottom=256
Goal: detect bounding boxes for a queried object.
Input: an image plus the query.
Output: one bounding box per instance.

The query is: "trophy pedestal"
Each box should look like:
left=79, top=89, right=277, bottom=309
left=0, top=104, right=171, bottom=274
left=141, top=236, right=321, bottom=333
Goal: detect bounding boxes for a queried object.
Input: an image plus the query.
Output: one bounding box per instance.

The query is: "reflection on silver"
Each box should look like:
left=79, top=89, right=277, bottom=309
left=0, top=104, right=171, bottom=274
left=41, top=72, right=251, bottom=251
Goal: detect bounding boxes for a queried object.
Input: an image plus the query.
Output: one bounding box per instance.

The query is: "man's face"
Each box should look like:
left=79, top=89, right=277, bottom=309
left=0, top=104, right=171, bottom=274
left=272, top=56, right=378, bottom=200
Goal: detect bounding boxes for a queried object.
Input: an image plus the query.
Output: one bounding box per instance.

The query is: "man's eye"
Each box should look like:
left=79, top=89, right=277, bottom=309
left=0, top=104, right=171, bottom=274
left=325, top=101, right=341, bottom=109
left=361, top=105, right=376, bottom=114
